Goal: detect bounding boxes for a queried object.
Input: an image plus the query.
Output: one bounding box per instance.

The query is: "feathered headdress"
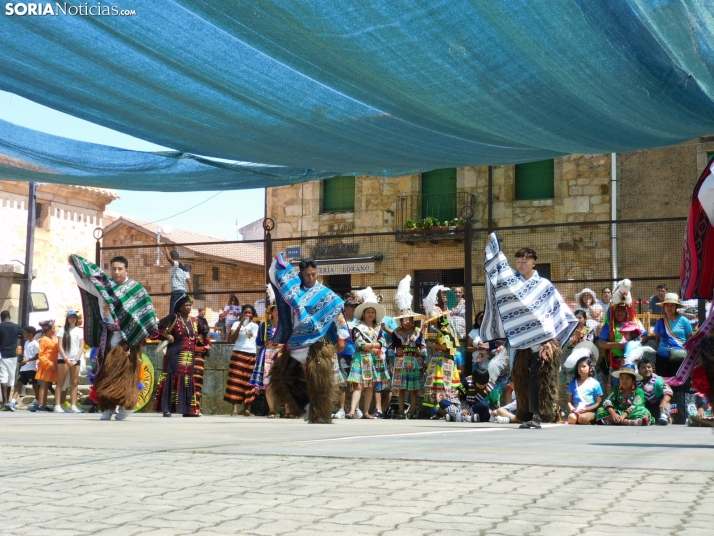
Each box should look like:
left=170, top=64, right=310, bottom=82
left=356, top=287, right=379, bottom=305
left=395, top=275, right=412, bottom=312
left=266, top=283, right=276, bottom=305
left=424, top=284, right=448, bottom=319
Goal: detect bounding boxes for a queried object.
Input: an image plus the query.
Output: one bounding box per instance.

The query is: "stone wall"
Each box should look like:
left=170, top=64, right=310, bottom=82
left=0, top=181, right=116, bottom=324
left=143, top=342, right=235, bottom=415
left=103, top=225, right=265, bottom=324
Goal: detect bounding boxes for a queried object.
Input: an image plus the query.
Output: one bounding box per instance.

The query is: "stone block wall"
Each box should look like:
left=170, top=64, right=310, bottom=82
left=0, top=181, right=116, bottom=324
left=143, top=342, right=235, bottom=415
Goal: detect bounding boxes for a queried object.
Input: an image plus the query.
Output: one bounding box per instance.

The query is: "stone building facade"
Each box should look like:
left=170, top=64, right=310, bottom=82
left=266, top=138, right=712, bottom=314
left=0, top=180, right=118, bottom=324
left=102, top=217, right=265, bottom=323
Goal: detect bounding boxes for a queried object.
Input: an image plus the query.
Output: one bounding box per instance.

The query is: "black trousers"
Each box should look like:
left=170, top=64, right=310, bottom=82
left=527, top=350, right=540, bottom=415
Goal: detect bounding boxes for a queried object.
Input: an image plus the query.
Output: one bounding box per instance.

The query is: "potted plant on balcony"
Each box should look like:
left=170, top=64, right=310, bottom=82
left=404, top=219, right=417, bottom=232
left=420, top=216, right=439, bottom=230
left=452, top=217, right=467, bottom=229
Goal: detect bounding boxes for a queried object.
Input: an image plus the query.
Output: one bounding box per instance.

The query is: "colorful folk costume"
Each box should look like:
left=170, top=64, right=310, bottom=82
left=682, top=157, right=714, bottom=406
left=250, top=319, right=280, bottom=392
left=422, top=285, right=462, bottom=412
left=153, top=294, right=206, bottom=416
left=390, top=275, right=427, bottom=393
left=348, top=288, right=390, bottom=389
left=599, top=278, right=646, bottom=384
left=192, top=316, right=211, bottom=413
left=268, top=254, right=350, bottom=423
left=69, top=254, right=158, bottom=420
left=595, top=364, right=652, bottom=426
left=480, top=233, right=578, bottom=424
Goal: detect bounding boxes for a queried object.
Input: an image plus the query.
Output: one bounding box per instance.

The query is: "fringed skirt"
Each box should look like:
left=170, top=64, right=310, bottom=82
left=224, top=350, right=257, bottom=405
left=347, top=350, right=390, bottom=387
left=423, top=354, right=460, bottom=408
left=391, top=355, right=422, bottom=391
left=153, top=350, right=198, bottom=415
left=250, top=345, right=281, bottom=391
left=332, top=352, right=347, bottom=387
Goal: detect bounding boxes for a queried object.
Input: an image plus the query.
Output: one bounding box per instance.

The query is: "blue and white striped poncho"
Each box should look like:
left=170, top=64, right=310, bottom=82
left=481, top=233, right=578, bottom=349
left=269, top=254, right=348, bottom=360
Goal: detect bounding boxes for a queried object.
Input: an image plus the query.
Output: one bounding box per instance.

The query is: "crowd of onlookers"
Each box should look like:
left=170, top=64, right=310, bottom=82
left=1, top=279, right=711, bottom=427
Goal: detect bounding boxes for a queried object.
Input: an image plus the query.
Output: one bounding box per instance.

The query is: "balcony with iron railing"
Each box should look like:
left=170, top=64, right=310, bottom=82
left=395, top=192, right=476, bottom=242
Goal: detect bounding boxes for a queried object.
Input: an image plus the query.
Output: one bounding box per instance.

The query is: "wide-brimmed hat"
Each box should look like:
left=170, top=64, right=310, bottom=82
left=659, top=293, right=685, bottom=308
left=173, top=293, right=192, bottom=314
left=38, top=319, right=55, bottom=332
left=564, top=347, right=593, bottom=369
left=612, top=363, right=642, bottom=381
left=393, top=309, right=425, bottom=320
left=355, top=301, right=385, bottom=323
left=575, top=288, right=597, bottom=304
left=619, top=321, right=640, bottom=333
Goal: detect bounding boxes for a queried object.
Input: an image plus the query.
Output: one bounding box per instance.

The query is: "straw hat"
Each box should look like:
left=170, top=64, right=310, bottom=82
left=659, top=292, right=685, bottom=308
left=612, top=363, right=642, bottom=381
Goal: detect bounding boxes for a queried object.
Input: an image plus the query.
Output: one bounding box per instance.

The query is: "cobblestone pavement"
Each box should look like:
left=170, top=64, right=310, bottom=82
left=1, top=413, right=713, bottom=535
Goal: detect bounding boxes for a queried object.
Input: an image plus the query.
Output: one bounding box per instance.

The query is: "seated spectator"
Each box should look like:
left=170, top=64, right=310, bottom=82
left=466, top=312, right=490, bottom=372
left=568, top=309, right=594, bottom=348
left=575, top=288, right=603, bottom=330
left=687, top=394, right=713, bottom=427
left=651, top=293, right=693, bottom=377
left=596, top=287, right=612, bottom=311
left=648, top=284, right=668, bottom=316
left=598, top=303, right=647, bottom=389
left=564, top=351, right=603, bottom=425
left=621, top=321, right=643, bottom=360
left=595, top=363, right=652, bottom=426
left=457, top=369, right=501, bottom=423
left=495, top=397, right=518, bottom=424
left=636, top=356, right=673, bottom=426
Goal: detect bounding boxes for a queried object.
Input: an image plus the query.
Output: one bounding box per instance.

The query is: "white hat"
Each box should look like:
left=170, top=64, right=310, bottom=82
left=659, top=292, right=685, bottom=308
left=354, top=287, right=385, bottom=323
left=575, top=288, right=597, bottom=305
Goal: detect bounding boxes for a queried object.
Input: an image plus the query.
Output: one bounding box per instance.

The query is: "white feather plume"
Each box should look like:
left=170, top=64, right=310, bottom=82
left=424, top=284, right=448, bottom=318
left=266, top=283, right=276, bottom=305
left=395, top=275, right=412, bottom=312
left=356, top=287, right=379, bottom=305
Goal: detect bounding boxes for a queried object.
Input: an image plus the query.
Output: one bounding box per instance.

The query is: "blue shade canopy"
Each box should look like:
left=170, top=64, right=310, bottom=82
left=1, top=0, right=714, bottom=191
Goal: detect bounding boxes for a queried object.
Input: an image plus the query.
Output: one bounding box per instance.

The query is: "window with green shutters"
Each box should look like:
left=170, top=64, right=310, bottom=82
left=515, top=159, right=555, bottom=200
left=322, top=176, right=355, bottom=212
left=421, top=168, right=457, bottom=222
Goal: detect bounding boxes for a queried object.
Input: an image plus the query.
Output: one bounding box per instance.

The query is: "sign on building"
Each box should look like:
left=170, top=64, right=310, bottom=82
left=317, top=263, right=375, bottom=276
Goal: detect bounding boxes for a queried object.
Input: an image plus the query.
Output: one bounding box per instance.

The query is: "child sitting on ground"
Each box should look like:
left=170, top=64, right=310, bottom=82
left=494, top=387, right=518, bottom=423
left=456, top=369, right=500, bottom=423
left=595, top=363, right=652, bottom=426
left=620, top=321, right=643, bottom=362
left=565, top=353, right=603, bottom=425
left=8, top=327, right=40, bottom=412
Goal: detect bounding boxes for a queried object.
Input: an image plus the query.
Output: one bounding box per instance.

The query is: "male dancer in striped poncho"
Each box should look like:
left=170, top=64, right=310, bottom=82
left=481, top=234, right=578, bottom=428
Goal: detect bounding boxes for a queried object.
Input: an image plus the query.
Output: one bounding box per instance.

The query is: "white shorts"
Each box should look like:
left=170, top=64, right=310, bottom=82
left=0, top=357, right=18, bottom=385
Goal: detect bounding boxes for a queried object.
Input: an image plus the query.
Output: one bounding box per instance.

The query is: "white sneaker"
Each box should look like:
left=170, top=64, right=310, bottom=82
left=115, top=406, right=132, bottom=421
left=100, top=410, right=113, bottom=421
left=69, top=405, right=83, bottom=414
left=355, top=408, right=363, bottom=419
left=332, top=408, right=346, bottom=419
left=495, top=416, right=511, bottom=424
left=53, top=405, right=65, bottom=413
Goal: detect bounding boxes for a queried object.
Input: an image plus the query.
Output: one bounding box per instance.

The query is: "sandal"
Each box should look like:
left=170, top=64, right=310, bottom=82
left=231, top=412, right=238, bottom=417
left=345, top=412, right=355, bottom=419
left=267, top=412, right=276, bottom=419
left=244, top=410, right=253, bottom=417
left=362, top=413, right=373, bottom=419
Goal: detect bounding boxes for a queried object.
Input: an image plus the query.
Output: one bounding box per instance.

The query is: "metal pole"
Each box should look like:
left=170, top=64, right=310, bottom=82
left=20, top=182, right=37, bottom=326
left=263, top=218, right=274, bottom=285
left=487, top=166, right=493, bottom=233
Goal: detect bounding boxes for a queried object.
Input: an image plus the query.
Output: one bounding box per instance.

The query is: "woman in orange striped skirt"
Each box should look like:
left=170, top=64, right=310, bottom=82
left=224, top=305, right=259, bottom=416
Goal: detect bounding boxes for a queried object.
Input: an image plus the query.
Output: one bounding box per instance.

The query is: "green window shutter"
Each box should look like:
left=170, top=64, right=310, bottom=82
left=515, top=159, right=555, bottom=200
left=707, top=152, right=714, bottom=164
left=421, top=168, right=457, bottom=221
left=322, top=176, right=355, bottom=212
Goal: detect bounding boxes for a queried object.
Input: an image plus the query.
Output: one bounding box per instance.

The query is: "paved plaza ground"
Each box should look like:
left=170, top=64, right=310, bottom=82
left=1, top=413, right=713, bottom=535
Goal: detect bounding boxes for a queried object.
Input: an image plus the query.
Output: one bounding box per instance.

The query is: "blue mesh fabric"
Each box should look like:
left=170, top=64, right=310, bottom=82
left=0, top=1, right=713, bottom=191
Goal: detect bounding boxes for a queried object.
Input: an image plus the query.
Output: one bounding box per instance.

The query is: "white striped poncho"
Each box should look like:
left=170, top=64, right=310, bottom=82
left=481, top=233, right=578, bottom=349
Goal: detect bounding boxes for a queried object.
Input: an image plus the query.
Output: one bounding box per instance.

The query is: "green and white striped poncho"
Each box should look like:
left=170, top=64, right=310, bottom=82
left=69, top=254, right=158, bottom=347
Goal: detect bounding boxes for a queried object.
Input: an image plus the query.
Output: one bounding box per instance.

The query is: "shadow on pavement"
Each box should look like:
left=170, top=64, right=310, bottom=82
left=590, top=443, right=714, bottom=449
